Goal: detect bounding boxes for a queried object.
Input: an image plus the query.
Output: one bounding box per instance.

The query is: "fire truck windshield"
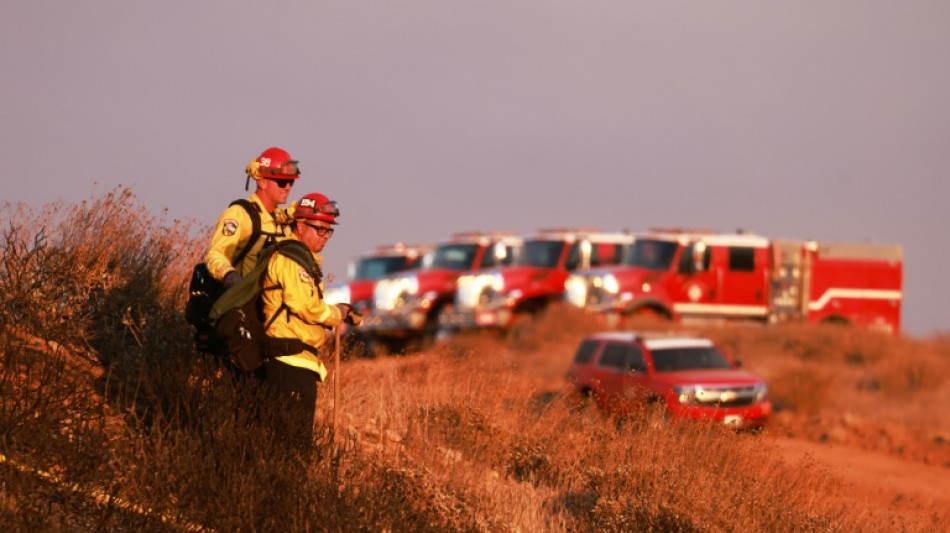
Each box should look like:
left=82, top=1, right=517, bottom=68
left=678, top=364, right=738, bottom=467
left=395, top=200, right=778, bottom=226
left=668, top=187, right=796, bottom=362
left=426, top=243, right=480, bottom=270
left=515, top=240, right=567, bottom=268
left=621, top=240, right=679, bottom=271
left=650, top=347, right=732, bottom=372
left=353, top=256, right=412, bottom=281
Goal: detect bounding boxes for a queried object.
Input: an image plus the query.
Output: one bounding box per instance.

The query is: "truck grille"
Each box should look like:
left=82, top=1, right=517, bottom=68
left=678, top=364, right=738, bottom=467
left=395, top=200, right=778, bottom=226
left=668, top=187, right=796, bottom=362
left=695, top=386, right=759, bottom=408
left=585, top=285, right=606, bottom=306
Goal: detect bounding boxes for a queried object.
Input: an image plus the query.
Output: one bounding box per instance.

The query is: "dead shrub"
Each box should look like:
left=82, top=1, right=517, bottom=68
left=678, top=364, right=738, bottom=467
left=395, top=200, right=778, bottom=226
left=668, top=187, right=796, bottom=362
left=768, top=367, right=832, bottom=416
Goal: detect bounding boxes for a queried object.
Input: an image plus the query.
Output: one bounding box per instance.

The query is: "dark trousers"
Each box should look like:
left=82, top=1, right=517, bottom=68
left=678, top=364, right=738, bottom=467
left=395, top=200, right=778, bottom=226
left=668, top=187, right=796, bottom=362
left=261, top=359, right=319, bottom=450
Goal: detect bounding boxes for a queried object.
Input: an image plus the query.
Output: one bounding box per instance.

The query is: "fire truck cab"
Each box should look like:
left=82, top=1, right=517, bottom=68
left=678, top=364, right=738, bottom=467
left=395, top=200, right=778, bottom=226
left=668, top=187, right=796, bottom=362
left=361, top=231, right=523, bottom=353
left=565, top=228, right=903, bottom=334
left=439, top=228, right=634, bottom=335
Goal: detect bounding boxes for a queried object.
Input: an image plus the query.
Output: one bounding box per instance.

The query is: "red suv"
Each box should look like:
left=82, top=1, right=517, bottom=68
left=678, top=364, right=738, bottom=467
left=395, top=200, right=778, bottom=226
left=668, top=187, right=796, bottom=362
left=567, top=332, right=771, bottom=429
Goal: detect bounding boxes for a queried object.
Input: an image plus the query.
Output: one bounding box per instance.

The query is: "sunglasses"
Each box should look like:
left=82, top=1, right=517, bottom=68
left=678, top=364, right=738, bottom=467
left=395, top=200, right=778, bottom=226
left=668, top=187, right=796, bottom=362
left=268, top=178, right=295, bottom=188
left=305, top=224, right=334, bottom=237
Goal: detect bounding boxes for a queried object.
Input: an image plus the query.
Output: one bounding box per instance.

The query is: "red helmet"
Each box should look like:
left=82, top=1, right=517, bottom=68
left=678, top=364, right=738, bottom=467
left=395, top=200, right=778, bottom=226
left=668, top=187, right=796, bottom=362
left=253, top=147, right=301, bottom=180
left=295, top=193, right=340, bottom=225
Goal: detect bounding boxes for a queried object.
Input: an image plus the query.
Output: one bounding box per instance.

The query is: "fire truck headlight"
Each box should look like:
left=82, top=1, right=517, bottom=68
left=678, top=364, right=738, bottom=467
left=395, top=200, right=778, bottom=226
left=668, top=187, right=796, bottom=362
left=604, top=274, right=620, bottom=294
left=374, top=275, right=419, bottom=311
left=324, top=285, right=351, bottom=305
left=457, top=274, right=476, bottom=289
left=406, top=275, right=420, bottom=295
left=565, top=275, right=588, bottom=306
left=490, top=273, right=505, bottom=292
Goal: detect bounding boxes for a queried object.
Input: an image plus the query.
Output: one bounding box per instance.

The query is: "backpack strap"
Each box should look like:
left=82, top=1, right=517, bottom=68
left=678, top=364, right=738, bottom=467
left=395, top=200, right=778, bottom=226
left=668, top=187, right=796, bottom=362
left=227, top=200, right=290, bottom=266
left=208, top=244, right=283, bottom=322
left=229, top=199, right=262, bottom=267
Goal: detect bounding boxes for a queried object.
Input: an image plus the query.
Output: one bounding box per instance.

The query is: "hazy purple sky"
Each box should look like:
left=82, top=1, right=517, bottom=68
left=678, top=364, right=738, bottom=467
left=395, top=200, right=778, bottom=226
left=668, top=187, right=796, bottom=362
left=3, top=2, right=948, bottom=337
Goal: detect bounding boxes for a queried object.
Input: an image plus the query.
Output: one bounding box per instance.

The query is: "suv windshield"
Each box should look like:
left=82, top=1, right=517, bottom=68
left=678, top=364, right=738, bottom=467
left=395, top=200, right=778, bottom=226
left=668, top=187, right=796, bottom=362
left=516, top=240, right=567, bottom=268
left=426, top=243, right=480, bottom=270
left=650, top=346, right=732, bottom=372
left=622, top=239, right=679, bottom=271
left=352, top=256, right=412, bottom=280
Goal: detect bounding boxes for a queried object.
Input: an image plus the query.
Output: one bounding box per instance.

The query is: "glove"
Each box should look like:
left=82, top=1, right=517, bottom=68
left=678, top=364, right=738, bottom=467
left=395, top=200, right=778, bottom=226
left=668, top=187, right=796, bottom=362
left=345, top=308, right=364, bottom=327
left=223, top=271, right=241, bottom=289
left=335, top=303, right=363, bottom=326
left=336, top=303, right=351, bottom=322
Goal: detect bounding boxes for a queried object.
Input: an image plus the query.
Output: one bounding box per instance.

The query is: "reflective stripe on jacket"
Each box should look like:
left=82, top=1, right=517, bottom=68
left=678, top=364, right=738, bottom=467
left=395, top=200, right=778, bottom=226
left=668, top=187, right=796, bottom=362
left=261, top=235, right=343, bottom=381
left=205, top=194, right=287, bottom=280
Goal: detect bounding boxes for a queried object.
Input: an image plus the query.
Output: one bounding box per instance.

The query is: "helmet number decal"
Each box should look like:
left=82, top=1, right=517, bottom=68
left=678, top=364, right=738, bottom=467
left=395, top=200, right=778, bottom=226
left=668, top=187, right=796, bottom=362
left=222, top=219, right=239, bottom=236
left=260, top=157, right=272, bottom=167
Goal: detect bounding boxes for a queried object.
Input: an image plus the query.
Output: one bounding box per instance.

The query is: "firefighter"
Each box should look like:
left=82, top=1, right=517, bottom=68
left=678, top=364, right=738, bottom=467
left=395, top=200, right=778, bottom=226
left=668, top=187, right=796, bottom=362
left=205, top=146, right=301, bottom=288
left=259, top=192, right=358, bottom=447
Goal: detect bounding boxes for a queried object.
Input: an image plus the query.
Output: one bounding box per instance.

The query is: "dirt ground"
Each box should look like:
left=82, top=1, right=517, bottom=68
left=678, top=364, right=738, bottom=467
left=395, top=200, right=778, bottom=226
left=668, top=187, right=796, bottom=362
left=764, top=413, right=950, bottom=523
left=769, top=435, right=950, bottom=508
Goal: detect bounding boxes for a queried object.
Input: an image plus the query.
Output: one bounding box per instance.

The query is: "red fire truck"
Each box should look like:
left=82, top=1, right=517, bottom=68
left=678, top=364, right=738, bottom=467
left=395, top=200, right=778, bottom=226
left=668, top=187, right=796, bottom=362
left=361, top=231, right=523, bottom=354
left=564, top=228, right=903, bottom=334
left=439, top=228, right=634, bottom=337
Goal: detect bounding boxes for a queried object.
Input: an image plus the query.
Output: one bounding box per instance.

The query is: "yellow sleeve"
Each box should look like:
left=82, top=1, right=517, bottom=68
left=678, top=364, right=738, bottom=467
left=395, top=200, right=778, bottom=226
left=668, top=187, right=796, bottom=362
left=274, top=255, right=344, bottom=327
left=205, top=204, right=256, bottom=280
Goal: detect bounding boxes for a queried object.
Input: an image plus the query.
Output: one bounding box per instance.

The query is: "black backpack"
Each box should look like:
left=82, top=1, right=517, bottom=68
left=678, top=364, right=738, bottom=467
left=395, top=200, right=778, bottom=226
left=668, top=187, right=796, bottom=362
left=185, top=199, right=282, bottom=354
left=208, top=240, right=325, bottom=374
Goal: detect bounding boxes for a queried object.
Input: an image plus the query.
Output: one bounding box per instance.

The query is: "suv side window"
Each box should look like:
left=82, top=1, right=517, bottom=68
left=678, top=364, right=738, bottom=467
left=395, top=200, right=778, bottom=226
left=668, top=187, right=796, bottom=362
left=573, top=340, right=599, bottom=364
left=599, top=342, right=629, bottom=370
left=625, top=345, right=647, bottom=373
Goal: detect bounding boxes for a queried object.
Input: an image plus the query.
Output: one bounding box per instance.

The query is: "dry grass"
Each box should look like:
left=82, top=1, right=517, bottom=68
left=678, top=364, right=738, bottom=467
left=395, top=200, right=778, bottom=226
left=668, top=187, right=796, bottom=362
left=1, top=190, right=948, bottom=531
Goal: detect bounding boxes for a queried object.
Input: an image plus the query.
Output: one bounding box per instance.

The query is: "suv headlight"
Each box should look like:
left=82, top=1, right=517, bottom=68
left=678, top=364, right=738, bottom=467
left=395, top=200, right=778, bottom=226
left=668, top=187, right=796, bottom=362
left=753, top=383, right=769, bottom=403
left=324, top=285, right=351, bottom=305
left=673, top=385, right=699, bottom=404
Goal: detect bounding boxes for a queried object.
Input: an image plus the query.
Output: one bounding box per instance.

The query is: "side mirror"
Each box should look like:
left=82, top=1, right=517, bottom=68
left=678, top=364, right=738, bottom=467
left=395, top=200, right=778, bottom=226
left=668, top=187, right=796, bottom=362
left=493, top=242, right=508, bottom=262
left=693, top=242, right=707, bottom=273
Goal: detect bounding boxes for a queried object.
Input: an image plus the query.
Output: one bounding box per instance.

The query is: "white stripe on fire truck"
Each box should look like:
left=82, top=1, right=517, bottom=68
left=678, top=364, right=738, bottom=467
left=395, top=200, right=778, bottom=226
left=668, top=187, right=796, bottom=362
left=672, top=303, right=769, bottom=316
left=807, top=288, right=902, bottom=311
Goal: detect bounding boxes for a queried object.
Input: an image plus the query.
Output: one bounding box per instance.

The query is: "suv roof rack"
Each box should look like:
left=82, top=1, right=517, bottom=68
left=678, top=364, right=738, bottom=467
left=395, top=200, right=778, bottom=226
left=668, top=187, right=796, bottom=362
left=588, top=330, right=703, bottom=342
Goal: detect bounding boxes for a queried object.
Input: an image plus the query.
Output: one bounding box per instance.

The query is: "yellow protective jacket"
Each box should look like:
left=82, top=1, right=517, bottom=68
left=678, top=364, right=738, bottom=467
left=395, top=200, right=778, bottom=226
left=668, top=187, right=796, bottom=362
left=261, top=235, right=343, bottom=381
left=205, top=194, right=295, bottom=280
